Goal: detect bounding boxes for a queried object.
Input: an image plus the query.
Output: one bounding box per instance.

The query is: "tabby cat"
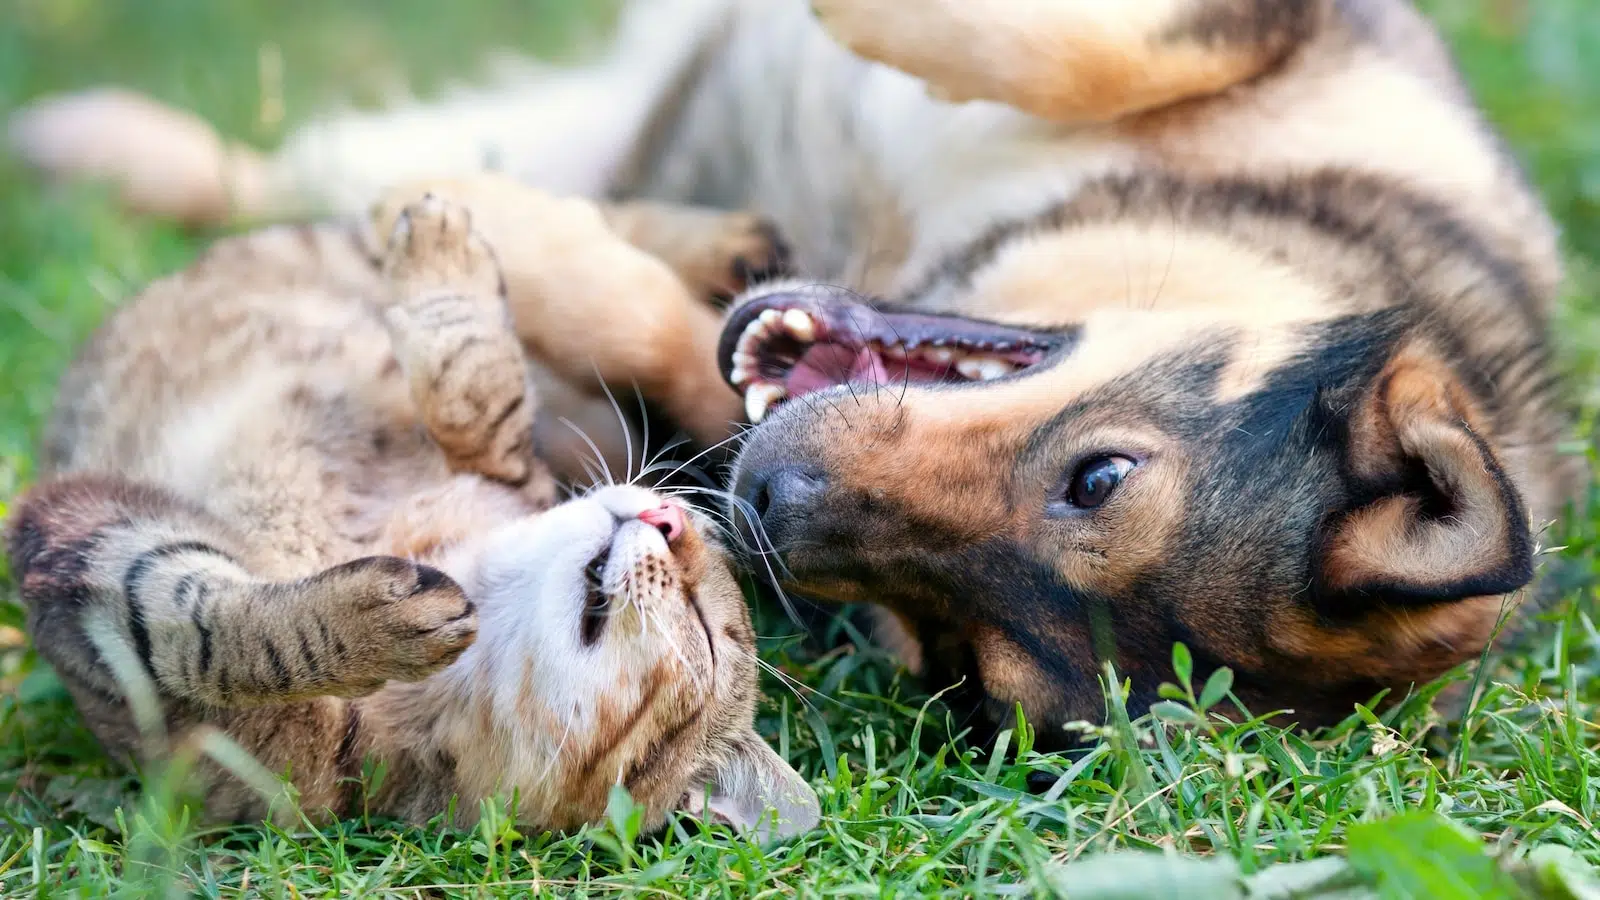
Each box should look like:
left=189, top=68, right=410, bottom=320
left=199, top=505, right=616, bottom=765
left=5, top=191, right=818, bottom=838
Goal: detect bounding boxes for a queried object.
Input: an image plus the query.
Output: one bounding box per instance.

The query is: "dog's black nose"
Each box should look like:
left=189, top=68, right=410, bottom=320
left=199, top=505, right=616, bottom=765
left=735, top=465, right=827, bottom=553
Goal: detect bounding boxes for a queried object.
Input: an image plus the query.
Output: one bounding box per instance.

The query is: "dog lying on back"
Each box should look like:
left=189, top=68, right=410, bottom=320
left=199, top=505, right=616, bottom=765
left=11, top=0, right=1586, bottom=743
left=6, top=188, right=818, bottom=836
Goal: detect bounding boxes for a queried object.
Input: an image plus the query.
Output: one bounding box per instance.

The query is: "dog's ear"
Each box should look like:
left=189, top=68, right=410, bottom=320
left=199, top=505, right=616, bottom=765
left=1315, top=343, right=1534, bottom=610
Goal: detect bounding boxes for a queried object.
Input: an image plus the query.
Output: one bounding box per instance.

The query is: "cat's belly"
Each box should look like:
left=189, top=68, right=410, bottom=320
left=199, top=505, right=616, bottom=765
left=52, top=285, right=449, bottom=569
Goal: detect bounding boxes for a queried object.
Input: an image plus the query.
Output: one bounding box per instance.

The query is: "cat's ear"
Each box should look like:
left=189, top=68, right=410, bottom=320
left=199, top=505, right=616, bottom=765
left=690, top=733, right=819, bottom=841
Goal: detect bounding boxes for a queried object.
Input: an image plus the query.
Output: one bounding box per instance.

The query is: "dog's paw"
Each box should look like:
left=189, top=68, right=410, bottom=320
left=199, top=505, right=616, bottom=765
left=713, top=216, right=793, bottom=303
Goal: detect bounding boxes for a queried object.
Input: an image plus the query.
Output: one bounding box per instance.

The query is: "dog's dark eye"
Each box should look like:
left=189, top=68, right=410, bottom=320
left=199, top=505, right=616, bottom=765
left=1067, top=456, right=1136, bottom=508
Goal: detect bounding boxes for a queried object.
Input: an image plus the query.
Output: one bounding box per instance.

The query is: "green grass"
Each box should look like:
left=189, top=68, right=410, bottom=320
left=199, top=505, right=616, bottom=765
left=3, top=1, right=1600, bottom=896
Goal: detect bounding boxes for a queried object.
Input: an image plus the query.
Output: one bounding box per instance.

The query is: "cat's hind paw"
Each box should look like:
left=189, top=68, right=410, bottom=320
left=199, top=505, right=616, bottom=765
left=382, top=193, right=504, bottom=304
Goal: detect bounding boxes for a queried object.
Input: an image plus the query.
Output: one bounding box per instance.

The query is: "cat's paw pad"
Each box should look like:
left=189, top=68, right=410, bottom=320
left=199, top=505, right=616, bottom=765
left=382, top=194, right=503, bottom=300
left=324, top=555, right=479, bottom=682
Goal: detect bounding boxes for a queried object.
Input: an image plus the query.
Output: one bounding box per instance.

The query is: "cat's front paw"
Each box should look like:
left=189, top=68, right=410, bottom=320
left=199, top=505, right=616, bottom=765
left=313, top=555, right=479, bottom=690
left=382, top=193, right=504, bottom=304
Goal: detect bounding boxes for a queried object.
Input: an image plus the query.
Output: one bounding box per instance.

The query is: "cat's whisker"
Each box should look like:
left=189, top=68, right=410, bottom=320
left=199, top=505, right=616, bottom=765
left=636, top=421, right=758, bottom=489
left=656, top=483, right=807, bottom=627
left=625, top=578, right=645, bottom=623
left=624, top=377, right=693, bottom=490
left=628, top=434, right=696, bottom=490
left=753, top=656, right=819, bottom=716
left=536, top=700, right=580, bottom=784
left=559, top=417, right=617, bottom=488
left=651, top=605, right=693, bottom=677
left=660, top=492, right=740, bottom=531
left=589, top=363, right=637, bottom=486
left=677, top=491, right=805, bottom=624
left=633, top=380, right=651, bottom=486
left=755, top=656, right=869, bottom=716
left=576, top=457, right=607, bottom=494
left=680, top=509, right=741, bottom=545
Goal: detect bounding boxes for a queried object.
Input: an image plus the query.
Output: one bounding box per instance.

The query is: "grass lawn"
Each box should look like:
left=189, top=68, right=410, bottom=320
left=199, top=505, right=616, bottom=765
left=3, top=1, right=1600, bottom=897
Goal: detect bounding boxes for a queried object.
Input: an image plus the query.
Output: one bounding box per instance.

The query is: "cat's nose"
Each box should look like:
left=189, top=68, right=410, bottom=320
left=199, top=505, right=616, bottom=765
left=637, top=501, right=685, bottom=544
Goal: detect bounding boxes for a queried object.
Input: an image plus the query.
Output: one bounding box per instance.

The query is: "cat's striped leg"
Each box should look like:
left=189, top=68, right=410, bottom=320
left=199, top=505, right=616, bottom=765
left=380, top=195, right=553, bottom=502
left=6, top=475, right=477, bottom=710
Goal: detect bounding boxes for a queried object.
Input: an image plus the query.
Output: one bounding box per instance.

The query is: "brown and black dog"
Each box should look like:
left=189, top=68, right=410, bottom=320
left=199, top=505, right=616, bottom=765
left=9, top=0, right=1586, bottom=745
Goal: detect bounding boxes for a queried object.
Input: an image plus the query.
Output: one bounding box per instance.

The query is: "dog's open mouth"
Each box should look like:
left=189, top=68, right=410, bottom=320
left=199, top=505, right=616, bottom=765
left=718, top=291, right=1070, bottom=423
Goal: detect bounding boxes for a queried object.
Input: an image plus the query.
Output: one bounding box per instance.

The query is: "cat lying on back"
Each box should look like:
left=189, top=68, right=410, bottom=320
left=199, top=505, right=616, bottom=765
left=5, top=188, right=818, bottom=838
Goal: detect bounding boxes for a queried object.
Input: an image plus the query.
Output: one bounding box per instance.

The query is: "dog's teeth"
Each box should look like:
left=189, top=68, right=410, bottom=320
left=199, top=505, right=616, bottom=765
left=729, top=354, right=757, bottom=385
left=737, top=322, right=769, bottom=352
left=738, top=320, right=769, bottom=355
left=744, top=383, right=786, bottom=424
left=759, top=309, right=783, bottom=328
left=781, top=309, right=817, bottom=342
left=740, top=317, right=770, bottom=342
left=882, top=343, right=908, bottom=360
left=923, top=347, right=955, bottom=365
left=976, top=358, right=1014, bottom=380
left=955, top=358, right=985, bottom=380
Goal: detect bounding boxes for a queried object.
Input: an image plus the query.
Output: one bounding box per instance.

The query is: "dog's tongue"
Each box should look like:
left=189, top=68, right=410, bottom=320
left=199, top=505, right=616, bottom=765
left=786, top=345, right=890, bottom=396
left=850, top=346, right=890, bottom=384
